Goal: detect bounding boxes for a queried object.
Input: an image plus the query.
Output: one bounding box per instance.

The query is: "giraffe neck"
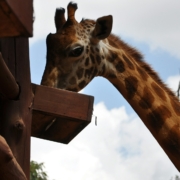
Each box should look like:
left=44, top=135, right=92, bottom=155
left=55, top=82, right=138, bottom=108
left=102, top=34, right=180, bottom=168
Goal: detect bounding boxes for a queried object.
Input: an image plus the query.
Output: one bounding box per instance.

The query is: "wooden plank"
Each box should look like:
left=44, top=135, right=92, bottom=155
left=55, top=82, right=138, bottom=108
left=33, top=84, right=93, bottom=120
left=0, top=0, right=33, bottom=37
left=32, top=84, right=94, bottom=144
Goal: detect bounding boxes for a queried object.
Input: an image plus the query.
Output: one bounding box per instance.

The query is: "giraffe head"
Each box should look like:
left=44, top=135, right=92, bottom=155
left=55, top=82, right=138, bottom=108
left=41, top=2, right=113, bottom=92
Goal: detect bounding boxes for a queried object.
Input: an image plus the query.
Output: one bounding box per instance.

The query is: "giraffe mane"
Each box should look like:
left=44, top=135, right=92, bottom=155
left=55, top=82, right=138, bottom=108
left=108, top=34, right=179, bottom=102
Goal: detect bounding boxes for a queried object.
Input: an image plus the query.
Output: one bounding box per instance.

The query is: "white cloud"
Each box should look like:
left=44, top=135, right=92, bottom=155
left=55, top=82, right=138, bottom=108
left=166, top=74, right=180, bottom=94
left=30, top=0, right=180, bottom=59
left=31, top=102, right=178, bottom=180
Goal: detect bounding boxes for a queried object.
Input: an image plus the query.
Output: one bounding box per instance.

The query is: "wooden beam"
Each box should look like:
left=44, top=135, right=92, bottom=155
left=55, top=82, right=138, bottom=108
left=0, top=0, right=33, bottom=37
left=0, top=136, right=27, bottom=180
left=32, top=84, right=94, bottom=144
left=0, top=52, right=19, bottom=99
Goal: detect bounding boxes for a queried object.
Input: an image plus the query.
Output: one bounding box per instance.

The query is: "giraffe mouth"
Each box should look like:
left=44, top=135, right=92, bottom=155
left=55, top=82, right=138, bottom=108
left=57, top=78, right=79, bottom=92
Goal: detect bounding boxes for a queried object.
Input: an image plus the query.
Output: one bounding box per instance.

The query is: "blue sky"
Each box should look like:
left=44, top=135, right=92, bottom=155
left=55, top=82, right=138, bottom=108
left=30, top=0, right=180, bottom=179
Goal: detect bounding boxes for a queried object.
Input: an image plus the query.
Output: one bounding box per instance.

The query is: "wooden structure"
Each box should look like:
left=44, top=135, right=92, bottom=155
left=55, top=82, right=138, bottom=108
left=0, top=0, right=32, bottom=37
left=0, top=1, right=94, bottom=179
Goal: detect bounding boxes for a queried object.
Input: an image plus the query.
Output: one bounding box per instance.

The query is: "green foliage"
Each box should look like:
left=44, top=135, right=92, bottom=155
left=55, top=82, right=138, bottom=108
left=30, top=161, right=48, bottom=180
left=170, top=175, right=180, bottom=180
left=175, top=176, right=180, bottom=180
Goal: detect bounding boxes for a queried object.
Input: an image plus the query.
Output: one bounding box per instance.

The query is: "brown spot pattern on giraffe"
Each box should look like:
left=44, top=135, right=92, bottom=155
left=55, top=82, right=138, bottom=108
left=90, top=54, right=95, bottom=64
left=162, top=124, right=180, bottom=160
left=86, top=47, right=89, bottom=54
left=95, top=48, right=99, bottom=52
left=92, top=68, right=98, bottom=77
left=77, top=68, right=84, bottom=79
left=146, top=105, right=172, bottom=134
left=79, top=80, right=86, bottom=89
left=109, top=52, right=117, bottom=62
left=96, top=55, right=101, bottom=65
left=90, top=47, right=95, bottom=53
left=139, top=87, right=154, bottom=109
left=85, top=67, right=94, bottom=79
left=115, top=60, right=125, bottom=73
left=85, top=57, right=89, bottom=66
left=101, top=55, right=105, bottom=59
left=108, top=73, right=117, bottom=79
left=122, top=54, right=135, bottom=70
left=125, top=76, right=138, bottom=99
left=99, top=64, right=106, bottom=76
left=151, top=82, right=167, bottom=101
left=69, top=77, right=76, bottom=85
left=171, top=99, right=180, bottom=116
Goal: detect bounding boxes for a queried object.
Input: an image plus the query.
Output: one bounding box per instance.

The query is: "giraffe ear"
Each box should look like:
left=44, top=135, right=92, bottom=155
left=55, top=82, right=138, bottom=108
left=92, top=15, right=113, bottom=40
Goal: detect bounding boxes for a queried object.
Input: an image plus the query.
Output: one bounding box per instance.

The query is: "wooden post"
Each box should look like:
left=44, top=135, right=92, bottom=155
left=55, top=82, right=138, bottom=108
left=0, top=37, right=33, bottom=179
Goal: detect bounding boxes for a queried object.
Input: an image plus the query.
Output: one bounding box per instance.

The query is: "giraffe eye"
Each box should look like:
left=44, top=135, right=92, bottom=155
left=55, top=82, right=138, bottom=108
left=70, top=46, right=84, bottom=57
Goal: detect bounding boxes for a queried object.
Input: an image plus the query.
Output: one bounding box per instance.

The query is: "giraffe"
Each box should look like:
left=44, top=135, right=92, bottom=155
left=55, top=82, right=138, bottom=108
left=41, top=2, right=180, bottom=171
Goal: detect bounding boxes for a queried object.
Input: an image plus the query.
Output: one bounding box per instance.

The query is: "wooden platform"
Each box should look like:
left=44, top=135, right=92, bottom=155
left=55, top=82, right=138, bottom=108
left=31, top=84, right=94, bottom=144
